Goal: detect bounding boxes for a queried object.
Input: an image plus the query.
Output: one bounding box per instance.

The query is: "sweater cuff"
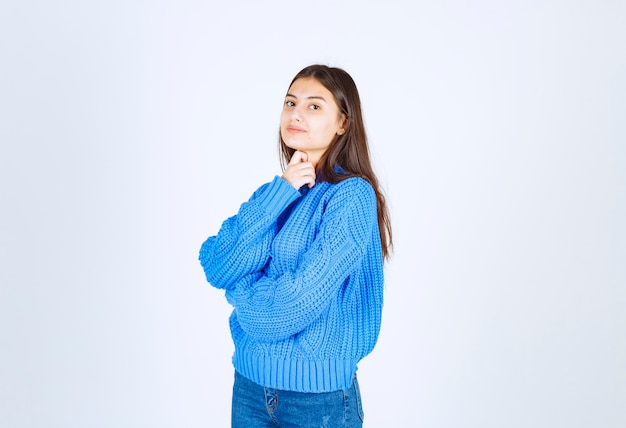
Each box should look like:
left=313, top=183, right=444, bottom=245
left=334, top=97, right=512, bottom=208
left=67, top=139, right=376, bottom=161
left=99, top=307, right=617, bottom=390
left=255, top=176, right=300, bottom=219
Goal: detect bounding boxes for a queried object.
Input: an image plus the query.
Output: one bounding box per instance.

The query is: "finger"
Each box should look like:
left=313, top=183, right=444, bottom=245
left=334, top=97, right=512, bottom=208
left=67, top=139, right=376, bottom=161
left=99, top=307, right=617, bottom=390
left=304, top=168, right=316, bottom=188
left=291, top=161, right=314, bottom=172
left=289, top=150, right=307, bottom=165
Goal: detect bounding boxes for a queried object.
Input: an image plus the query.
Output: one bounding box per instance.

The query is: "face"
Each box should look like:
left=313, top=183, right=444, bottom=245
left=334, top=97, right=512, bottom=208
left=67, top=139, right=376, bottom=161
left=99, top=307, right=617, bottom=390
left=280, top=77, right=346, bottom=165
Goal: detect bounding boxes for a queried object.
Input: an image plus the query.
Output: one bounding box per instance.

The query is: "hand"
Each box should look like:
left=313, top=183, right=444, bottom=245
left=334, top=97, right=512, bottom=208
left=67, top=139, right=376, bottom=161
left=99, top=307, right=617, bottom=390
left=281, top=151, right=316, bottom=190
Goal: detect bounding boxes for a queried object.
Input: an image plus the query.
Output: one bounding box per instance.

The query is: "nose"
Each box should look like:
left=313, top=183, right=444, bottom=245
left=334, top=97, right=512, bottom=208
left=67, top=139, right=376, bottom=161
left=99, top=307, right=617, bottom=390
left=290, top=105, right=303, bottom=121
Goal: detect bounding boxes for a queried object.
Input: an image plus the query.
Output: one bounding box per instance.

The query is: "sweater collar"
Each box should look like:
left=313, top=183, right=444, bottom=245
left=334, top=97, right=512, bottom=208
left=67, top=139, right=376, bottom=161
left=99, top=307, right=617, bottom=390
left=299, top=165, right=348, bottom=196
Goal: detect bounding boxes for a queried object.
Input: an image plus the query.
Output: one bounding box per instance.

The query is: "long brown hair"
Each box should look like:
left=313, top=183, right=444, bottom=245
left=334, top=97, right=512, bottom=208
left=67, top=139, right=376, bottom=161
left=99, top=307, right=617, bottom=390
left=279, top=65, right=393, bottom=260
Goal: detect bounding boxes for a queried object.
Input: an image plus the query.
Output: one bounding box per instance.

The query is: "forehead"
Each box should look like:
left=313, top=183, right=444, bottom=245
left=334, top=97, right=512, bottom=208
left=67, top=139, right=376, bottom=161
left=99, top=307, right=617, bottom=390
left=287, top=77, right=334, bottom=99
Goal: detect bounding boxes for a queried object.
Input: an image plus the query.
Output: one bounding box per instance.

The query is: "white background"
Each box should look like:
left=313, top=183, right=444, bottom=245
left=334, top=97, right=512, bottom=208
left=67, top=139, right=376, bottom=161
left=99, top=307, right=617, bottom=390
left=1, top=1, right=624, bottom=427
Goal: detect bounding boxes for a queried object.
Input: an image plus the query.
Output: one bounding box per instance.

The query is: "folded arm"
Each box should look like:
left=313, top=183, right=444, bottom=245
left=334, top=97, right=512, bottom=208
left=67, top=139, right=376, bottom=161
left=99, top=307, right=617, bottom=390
left=226, top=178, right=378, bottom=342
left=199, top=176, right=300, bottom=290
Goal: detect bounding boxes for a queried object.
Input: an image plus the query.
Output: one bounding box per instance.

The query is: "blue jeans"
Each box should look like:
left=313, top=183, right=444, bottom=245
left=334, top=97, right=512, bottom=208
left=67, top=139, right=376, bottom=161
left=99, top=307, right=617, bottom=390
left=231, top=371, right=365, bottom=427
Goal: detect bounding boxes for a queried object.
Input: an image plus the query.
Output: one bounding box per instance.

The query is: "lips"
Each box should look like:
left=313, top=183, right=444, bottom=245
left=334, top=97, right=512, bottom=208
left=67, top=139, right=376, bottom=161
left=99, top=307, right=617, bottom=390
left=286, top=125, right=306, bottom=133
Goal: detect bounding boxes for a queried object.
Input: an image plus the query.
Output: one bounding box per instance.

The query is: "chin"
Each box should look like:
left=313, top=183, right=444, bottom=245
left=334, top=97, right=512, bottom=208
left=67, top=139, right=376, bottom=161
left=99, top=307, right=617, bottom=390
left=282, top=140, right=302, bottom=152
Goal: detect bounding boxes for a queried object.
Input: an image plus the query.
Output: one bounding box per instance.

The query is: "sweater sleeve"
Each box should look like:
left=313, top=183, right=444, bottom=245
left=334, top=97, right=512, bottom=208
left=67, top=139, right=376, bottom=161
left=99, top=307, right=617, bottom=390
left=199, top=176, right=300, bottom=290
left=225, top=178, right=378, bottom=342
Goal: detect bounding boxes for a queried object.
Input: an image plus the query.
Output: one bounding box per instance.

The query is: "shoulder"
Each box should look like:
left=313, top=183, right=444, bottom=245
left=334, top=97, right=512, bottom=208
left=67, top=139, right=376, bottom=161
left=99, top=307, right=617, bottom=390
left=332, top=176, right=375, bottom=199
left=322, top=177, right=376, bottom=215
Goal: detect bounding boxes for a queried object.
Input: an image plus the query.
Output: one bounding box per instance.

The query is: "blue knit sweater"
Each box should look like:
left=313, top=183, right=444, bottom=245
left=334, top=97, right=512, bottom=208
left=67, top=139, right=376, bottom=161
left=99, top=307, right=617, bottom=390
left=199, top=174, right=384, bottom=393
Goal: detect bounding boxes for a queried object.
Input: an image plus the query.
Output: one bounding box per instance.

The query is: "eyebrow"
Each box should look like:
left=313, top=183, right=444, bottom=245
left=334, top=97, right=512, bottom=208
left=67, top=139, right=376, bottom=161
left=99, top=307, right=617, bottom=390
left=285, top=93, right=327, bottom=102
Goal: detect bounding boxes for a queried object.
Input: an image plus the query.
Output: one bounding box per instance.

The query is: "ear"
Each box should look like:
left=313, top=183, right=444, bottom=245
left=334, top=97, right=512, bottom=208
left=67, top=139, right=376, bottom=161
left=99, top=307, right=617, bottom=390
left=337, top=115, right=348, bottom=135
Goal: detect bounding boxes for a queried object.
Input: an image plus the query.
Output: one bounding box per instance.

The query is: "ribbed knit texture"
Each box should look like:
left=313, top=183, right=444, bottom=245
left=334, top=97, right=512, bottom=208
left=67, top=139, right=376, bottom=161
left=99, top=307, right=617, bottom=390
left=199, top=174, right=384, bottom=393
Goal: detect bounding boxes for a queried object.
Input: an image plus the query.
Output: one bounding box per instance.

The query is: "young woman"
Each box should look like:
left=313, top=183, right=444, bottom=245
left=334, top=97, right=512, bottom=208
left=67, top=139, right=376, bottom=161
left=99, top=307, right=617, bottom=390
left=199, top=64, right=392, bottom=427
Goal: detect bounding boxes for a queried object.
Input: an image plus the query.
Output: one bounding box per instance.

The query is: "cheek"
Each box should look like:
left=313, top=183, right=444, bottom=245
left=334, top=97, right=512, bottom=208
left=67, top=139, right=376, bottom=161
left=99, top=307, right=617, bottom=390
left=323, top=120, right=339, bottom=138
left=279, top=114, right=292, bottom=136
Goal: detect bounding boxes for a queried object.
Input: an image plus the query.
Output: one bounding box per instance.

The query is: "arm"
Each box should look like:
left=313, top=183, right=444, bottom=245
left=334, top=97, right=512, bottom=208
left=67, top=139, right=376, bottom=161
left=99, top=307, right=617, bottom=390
left=199, top=175, right=300, bottom=290
left=225, top=178, right=378, bottom=342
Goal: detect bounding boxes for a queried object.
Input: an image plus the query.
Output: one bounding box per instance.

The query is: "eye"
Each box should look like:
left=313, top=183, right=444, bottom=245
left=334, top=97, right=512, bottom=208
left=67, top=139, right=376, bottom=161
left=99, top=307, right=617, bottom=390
left=285, top=100, right=295, bottom=107
left=308, top=104, right=320, bottom=110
